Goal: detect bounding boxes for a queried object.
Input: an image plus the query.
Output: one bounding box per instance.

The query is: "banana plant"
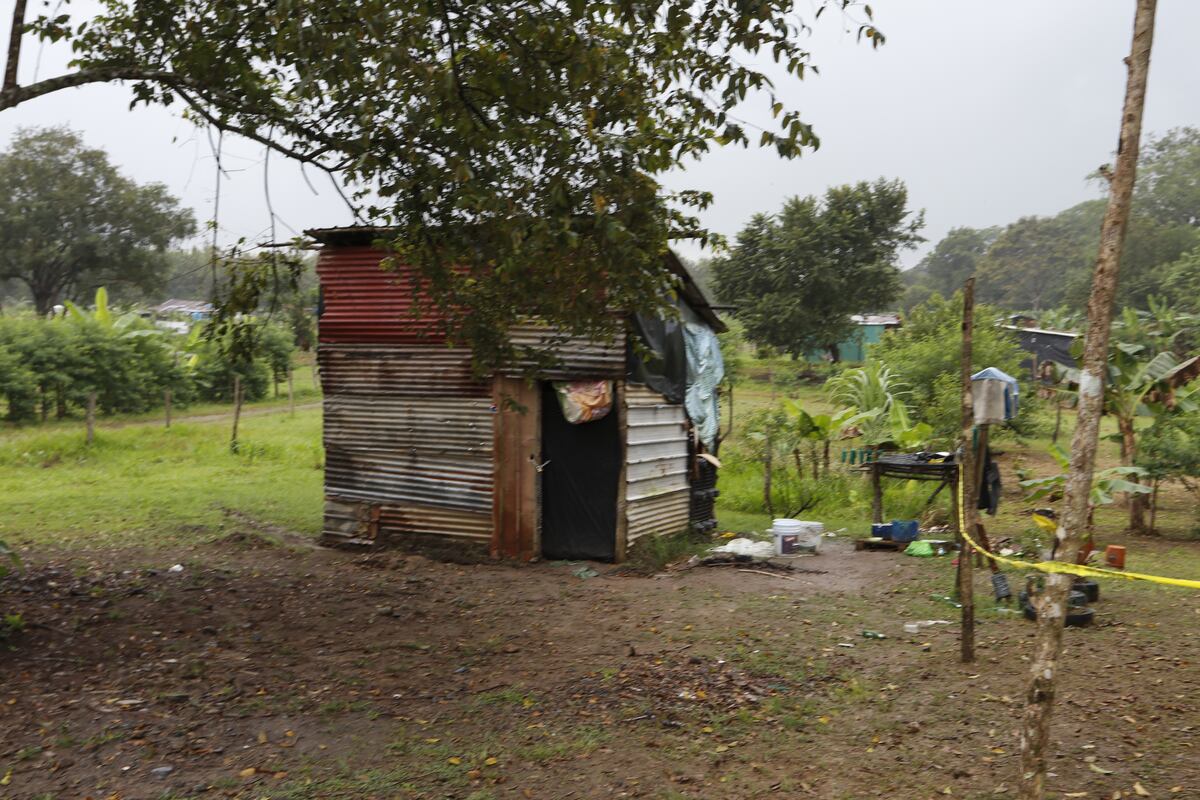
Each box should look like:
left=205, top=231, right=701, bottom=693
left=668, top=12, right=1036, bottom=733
left=1019, top=443, right=1152, bottom=507
left=785, top=401, right=879, bottom=478
left=1063, top=336, right=1191, bottom=532
left=64, top=287, right=159, bottom=338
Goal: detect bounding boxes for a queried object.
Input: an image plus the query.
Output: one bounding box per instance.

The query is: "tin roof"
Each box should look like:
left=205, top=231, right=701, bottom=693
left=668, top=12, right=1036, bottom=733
left=305, top=226, right=726, bottom=333
left=154, top=299, right=213, bottom=315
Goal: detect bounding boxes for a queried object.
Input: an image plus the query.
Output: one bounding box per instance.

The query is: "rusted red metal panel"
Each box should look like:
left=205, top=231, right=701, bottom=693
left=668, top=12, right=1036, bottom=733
left=316, top=245, right=448, bottom=345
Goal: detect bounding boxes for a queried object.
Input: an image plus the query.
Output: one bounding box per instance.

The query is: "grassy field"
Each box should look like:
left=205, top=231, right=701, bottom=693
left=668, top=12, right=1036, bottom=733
left=3, top=367, right=1200, bottom=799
left=0, top=406, right=324, bottom=549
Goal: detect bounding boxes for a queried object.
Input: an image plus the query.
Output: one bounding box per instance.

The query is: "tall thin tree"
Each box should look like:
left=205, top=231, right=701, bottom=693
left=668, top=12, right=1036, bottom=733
left=1018, top=2, right=1157, bottom=798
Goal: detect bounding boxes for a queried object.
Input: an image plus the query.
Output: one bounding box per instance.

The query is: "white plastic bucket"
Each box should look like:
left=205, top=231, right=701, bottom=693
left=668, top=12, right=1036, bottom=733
left=771, top=519, right=823, bottom=555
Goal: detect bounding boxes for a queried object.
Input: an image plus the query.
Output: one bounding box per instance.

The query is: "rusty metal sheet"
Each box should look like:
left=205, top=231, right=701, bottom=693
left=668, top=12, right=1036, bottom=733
left=325, top=443, right=492, bottom=510
left=320, top=342, right=497, bottom=547
left=318, top=344, right=486, bottom=397
left=323, top=497, right=491, bottom=546
left=503, top=323, right=626, bottom=379
left=316, top=245, right=449, bottom=344
left=324, top=396, right=493, bottom=454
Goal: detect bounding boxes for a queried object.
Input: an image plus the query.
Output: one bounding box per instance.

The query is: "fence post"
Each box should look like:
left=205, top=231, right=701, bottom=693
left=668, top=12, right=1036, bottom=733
left=165, top=388, right=172, bottom=429
left=288, top=367, right=295, bottom=417
left=231, top=375, right=243, bottom=454
left=86, top=392, right=96, bottom=445
left=957, top=278, right=977, bottom=664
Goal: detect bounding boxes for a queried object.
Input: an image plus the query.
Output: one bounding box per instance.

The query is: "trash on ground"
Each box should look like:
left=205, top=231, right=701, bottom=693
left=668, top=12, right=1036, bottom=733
left=572, top=565, right=600, bottom=579
left=711, top=537, right=776, bottom=558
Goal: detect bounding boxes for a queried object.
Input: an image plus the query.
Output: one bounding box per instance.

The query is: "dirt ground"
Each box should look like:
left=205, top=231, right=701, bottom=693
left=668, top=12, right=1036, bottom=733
left=3, top=529, right=1199, bottom=800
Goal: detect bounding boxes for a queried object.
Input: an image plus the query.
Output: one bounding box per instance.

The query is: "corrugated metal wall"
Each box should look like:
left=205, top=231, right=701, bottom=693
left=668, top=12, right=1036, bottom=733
left=505, top=323, right=625, bottom=379
left=315, top=240, right=709, bottom=555
left=319, top=343, right=494, bottom=547
left=316, top=245, right=448, bottom=345
left=623, top=383, right=692, bottom=543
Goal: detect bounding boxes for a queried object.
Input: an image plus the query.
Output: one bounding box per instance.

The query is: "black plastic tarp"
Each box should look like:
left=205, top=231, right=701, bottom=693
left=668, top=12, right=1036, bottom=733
left=1014, top=328, right=1078, bottom=370
left=627, top=312, right=687, bottom=404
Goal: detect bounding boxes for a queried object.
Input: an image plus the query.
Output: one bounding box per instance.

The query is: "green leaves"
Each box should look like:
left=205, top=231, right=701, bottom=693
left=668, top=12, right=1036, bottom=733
left=713, top=180, right=922, bottom=360
left=1019, top=451, right=1151, bottom=507
left=10, top=1, right=890, bottom=372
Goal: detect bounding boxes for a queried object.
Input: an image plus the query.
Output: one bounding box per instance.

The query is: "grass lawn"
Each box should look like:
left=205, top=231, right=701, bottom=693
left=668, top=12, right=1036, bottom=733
left=3, top=366, right=1200, bottom=799
left=0, top=407, right=324, bottom=549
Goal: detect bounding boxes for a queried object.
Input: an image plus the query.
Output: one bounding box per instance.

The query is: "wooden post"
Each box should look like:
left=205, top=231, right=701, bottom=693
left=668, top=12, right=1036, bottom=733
left=1020, top=4, right=1157, bottom=796
left=231, top=375, right=243, bottom=453
left=288, top=368, right=295, bottom=417
left=974, top=425, right=992, bottom=567
left=85, top=392, right=96, bottom=445
left=164, top=388, right=172, bottom=429
left=871, top=463, right=883, bottom=524
left=957, top=278, right=977, bottom=664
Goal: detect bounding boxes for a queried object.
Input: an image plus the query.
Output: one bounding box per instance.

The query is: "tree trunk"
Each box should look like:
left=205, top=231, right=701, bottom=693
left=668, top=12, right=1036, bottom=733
left=1148, top=479, right=1159, bottom=534
left=958, top=277, right=977, bottom=664
left=822, top=440, right=830, bottom=477
left=1118, top=415, right=1147, bottom=532
left=826, top=343, right=840, bottom=363
left=230, top=374, right=243, bottom=454
left=762, top=425, right=773, bottom=518
left=1052, top=401, right=1063, bottom=445
left=1019, top=3, right=1156, bottom=798
left=871, top=464, right=883, bottom=524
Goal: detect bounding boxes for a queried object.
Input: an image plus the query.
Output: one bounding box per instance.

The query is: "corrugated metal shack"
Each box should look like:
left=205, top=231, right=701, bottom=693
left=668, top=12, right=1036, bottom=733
left=310, top=227, right=727, bottom=562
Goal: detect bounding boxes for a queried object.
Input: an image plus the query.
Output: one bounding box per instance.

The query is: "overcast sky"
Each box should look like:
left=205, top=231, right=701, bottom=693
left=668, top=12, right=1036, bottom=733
left=3, top=1, right=1198, bottom=268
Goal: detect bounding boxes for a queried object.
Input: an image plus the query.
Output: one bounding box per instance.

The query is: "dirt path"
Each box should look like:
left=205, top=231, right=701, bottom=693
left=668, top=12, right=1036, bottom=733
left=2, top=532, right=1197, bottom=800
left=98, top=401, right=322, bottom=430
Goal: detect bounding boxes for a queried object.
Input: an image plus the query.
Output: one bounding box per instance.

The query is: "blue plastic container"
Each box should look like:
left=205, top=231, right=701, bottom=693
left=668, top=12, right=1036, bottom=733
left=871, top=523, right=893, bottom=540
left=891, top=520, right=920, bottom=543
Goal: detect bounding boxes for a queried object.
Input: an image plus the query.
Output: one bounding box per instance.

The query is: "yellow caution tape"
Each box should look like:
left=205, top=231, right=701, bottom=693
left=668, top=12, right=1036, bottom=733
left=955, top=467, right=1200, bottom=591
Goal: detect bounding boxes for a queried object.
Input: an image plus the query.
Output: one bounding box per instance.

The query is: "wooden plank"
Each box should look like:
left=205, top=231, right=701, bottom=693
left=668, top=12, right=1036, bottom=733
left=517, top=380, right=540, bottom=561
left=491, top=376, right=540, bottom=560
left=614, top=381, right=629, bottom=561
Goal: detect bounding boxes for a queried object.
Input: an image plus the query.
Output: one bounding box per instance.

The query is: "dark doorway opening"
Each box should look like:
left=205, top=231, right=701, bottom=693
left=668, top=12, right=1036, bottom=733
left=539, top=382, right=620, bottom=561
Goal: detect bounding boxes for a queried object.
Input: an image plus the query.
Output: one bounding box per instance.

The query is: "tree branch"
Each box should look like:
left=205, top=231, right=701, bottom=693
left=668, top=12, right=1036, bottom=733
left=3, top=0, right=27, bottom=91
left=0, top=65, right=179, bottom=110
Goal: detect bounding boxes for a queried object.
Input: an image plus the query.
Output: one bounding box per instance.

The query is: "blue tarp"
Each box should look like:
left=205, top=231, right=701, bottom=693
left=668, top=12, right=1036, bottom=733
left=683, top=322, right=725, bottom=449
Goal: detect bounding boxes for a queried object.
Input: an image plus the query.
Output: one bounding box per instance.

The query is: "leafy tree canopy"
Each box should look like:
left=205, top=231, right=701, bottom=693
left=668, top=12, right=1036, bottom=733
left=906, top=126, right=1200, bottom=316
left=869, top=291, right=1027, bottom=439
left=2, top=0, right=883, bottom=369
left=712, top=178, right=923, bottom=359
left=1135, top=126, right=1200, bottom=228
left=909, top=225, right=1000, bottom=299
left=0, top=127, right=196, bottom=314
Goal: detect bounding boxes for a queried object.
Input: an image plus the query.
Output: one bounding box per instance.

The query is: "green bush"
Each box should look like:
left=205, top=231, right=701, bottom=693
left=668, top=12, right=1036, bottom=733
left=869, top=292, right=1034, bottom=440
left=0, top=307, right=297, bottom=422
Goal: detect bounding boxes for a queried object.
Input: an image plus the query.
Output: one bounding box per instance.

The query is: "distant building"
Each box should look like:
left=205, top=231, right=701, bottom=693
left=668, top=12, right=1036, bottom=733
left=154, top=299, right=213, bottom=320
left=809, top=313, right=903, bottom=362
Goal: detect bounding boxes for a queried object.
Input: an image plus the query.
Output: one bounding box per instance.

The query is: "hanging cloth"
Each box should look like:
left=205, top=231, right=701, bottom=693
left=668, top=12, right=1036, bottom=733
left=683, top=322, right=725, bottom=449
